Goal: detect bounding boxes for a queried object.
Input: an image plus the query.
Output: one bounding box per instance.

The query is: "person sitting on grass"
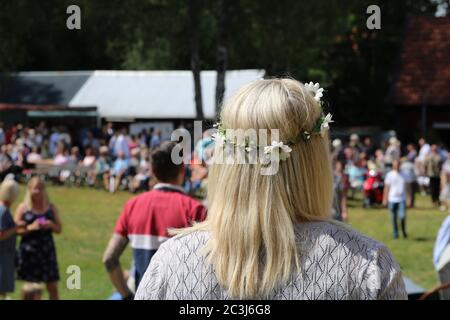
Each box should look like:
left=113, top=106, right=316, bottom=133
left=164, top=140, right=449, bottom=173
left=0, top=179, right=24, bottom=300
left=129, top=148, right=151, bottom=193
left=82, top=146, right=97, bottom=186
left=103, top=141, right=207, bottom=300
left=95, top=146, right=111, bottom=190
left=110, top=150, right=129, bottom=192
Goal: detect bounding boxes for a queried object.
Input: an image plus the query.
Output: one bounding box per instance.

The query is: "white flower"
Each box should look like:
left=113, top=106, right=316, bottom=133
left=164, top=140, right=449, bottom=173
left=303, top=131, right=311, bottom=140
left=304, top=81, right=324, bottom=102
left=320, top=113, right=334, bottom=137
left=211, top=132, right=225, bottom=146
left=264, top=141, right=292, bottom=161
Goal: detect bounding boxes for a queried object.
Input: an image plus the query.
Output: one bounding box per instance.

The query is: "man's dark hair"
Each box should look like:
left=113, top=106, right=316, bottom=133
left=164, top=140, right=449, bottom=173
left=151, top=141, right=182, bottom=183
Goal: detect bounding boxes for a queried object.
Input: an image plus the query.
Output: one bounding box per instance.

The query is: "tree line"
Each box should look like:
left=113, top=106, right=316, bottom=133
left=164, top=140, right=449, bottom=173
left=0, top=0, right=444, bottom=125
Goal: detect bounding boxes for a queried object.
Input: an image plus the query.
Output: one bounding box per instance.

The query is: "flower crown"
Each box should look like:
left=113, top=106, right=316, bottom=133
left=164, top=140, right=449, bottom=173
left=212, top=82, right=333, bottom=162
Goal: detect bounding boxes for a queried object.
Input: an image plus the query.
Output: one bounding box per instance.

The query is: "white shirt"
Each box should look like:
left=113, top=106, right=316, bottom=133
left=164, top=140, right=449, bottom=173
left=418, top=143, right=431, bottom=162
left=385, top=170, right=406, bottom=203
left=113, top=134, right=130, bottom=158
left=400, top=161, right=416, bottom=183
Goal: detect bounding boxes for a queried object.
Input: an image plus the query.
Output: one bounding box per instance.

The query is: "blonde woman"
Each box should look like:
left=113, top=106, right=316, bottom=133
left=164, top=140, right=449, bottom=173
left=15, top=177, right=62, bottom=300
left=0, top=179, right=23, bottom=299
left=135, top=78, right=407, bottom=300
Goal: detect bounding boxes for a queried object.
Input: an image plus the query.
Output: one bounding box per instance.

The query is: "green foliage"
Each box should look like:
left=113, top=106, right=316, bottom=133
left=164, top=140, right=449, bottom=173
left=0, top=0, right=443, bottom=126
left=349, top=194, right=447, bottom=291
left=9, top=186, right=132, bottom=300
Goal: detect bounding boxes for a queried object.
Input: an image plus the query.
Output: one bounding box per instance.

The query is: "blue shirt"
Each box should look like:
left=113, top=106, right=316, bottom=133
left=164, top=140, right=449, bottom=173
left=0, top=205, right=16, bottom=252
left=112, top=158, right=129, bottom=175
left=150, top=135, right=161, bottom=149
left=433, top=215, right=450, bottom=268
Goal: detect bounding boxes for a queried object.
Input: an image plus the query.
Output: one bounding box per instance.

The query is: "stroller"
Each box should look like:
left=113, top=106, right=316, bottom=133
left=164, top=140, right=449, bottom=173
left=363, top=167, right=384, bottom=208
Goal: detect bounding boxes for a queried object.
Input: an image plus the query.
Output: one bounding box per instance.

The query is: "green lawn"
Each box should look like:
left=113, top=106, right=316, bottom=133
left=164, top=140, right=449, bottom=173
left=7, top=186, right=449, bottom=299
left=348, top=194, right=448, bottom=290
left=10, top=186, right=132, bottom=300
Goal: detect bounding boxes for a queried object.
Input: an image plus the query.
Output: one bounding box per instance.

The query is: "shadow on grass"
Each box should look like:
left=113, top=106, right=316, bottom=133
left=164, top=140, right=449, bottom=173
left=409, top=206, right=441, bottom=212
left=412, top=237, right=433, bottom=242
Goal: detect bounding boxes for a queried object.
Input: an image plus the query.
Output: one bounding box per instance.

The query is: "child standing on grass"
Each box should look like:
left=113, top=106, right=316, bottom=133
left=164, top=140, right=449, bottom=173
left=0, top=179, right=23, bottom=300
left=383, top=160, right=408, bottom=239
left=15, top=177, right=62, bottom=300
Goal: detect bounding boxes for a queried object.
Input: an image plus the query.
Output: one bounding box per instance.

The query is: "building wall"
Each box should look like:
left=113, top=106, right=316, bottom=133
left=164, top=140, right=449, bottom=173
left=397, top=106, right=450, bottom=147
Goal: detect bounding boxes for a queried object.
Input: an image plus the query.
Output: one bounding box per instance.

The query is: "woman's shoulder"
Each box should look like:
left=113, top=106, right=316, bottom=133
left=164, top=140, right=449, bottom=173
left=143, top=231, right=210, bottom=280
left=15, top=203, right=29, bottom=214
left=0, top=204, right=10, bottom=217
left=158, top=230, right=210, bottom=256
left=296, top=220, right=406, bottom=299
left=296, top=220, right=387, bottom=255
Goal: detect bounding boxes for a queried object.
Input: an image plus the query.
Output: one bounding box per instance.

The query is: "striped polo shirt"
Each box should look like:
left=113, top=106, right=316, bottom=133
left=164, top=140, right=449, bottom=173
left=114, top=183, right=207, bottom=287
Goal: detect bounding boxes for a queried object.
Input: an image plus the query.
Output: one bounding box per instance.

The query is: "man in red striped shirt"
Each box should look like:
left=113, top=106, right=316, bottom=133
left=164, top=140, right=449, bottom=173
left=102, top=141, right=207, bottom=299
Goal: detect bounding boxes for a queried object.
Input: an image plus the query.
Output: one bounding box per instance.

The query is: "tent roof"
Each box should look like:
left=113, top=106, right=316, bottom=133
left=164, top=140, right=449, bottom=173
left=0, top=71, right=92, bottom=105
left=0, top=70, right=265, bottom=119
left=69, top=70, right=264, bottom=119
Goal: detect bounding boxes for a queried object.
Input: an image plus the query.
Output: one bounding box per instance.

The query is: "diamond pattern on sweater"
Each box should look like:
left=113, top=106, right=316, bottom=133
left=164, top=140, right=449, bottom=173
left=135, top=221, right=407, bottom=300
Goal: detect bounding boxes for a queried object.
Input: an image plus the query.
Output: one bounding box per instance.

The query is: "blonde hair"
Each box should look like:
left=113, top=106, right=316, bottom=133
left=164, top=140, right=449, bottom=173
left=176, top=78, right=333, bottom=299
left=0, top=179, right=19, bottom=203
left=23, top=176, right=50, bottom=210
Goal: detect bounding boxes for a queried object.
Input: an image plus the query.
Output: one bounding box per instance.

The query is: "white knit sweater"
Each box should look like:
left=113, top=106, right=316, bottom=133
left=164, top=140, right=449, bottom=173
left=135, top=221, right=407, bottom=300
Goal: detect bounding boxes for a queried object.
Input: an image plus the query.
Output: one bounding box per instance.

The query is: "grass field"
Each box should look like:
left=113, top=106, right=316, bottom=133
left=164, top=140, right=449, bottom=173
left=7, top=186, right=449, bottom=299
left=10, top=186, right=132, bottom=300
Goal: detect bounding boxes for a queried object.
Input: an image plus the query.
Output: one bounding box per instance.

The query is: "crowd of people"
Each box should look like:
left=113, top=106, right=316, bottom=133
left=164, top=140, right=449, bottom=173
left=0, top=121, right=214, bottom=195
left=1, top=80, right=450, bottom=300
left=330, top=134, right=450, bottom=233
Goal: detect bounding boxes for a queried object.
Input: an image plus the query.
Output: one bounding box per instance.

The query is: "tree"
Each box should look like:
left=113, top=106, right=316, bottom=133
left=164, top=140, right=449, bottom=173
left=214, top=0, right=231, bottom=112
left=1, top=0, right=444, bottom=127
left=187, top=0, right=204, bottom=120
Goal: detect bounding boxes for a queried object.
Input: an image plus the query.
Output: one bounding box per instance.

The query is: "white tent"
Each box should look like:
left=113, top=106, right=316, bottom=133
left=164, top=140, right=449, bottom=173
left=68, top=70, right=265, bottom=120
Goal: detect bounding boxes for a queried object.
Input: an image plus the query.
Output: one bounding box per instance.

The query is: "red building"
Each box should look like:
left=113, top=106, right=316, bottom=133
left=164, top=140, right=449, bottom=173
left=392, top=16, right=450, bottom=146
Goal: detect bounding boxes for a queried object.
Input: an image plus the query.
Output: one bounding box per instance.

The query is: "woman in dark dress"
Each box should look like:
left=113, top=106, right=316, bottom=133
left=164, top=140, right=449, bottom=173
left=15, top=176, right=62, bottom=300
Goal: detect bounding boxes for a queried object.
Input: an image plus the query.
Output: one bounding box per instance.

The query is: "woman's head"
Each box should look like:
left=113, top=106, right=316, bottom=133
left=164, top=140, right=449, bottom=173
left=24, top=176, right=49, bottom=209
left=85, top=146, right=93, bottom=156
left=191, top=78, right=333, bottom=298
left=99, top=145, right=109, bottom=156
left=209, top=78, right=333, bottom=218
left=56, top=142, right=65, bottom=155
left=334, top=160, right=344, bottom=173
left=0, top=179, right=20, bottom=206
left=71, top=146, right=80, bottom=157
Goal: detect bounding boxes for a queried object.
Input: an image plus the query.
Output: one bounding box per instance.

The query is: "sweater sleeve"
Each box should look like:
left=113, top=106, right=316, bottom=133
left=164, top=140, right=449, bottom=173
left=134, top=244, right=168, bottom=300
left=364, top=244, right=408, bottom=300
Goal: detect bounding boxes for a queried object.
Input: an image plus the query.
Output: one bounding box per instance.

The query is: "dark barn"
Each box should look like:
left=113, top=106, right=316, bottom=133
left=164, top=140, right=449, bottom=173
left=392, top=16, right=450, bottom=147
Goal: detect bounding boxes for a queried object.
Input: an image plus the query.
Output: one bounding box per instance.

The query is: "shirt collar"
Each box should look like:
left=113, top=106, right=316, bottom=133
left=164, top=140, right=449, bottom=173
left=153, top=183, right=185, bottom=194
